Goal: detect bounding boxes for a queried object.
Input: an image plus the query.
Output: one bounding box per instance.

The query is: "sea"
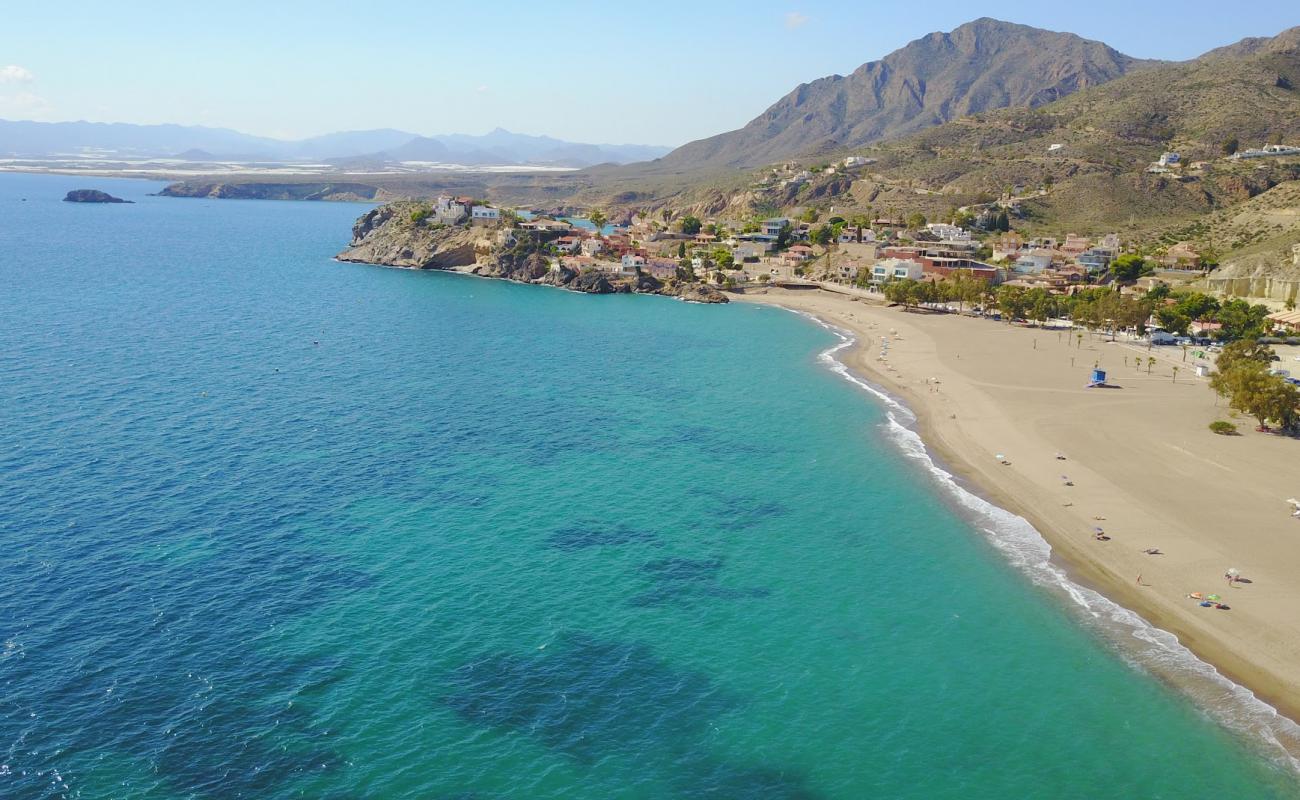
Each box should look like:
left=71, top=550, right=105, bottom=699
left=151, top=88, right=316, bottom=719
left=2, top=171, right=1299, bottom=799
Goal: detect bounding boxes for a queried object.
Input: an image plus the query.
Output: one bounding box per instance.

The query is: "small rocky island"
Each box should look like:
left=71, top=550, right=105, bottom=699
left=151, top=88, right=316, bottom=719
left=337, top=199, right=727, bottom=303
left=63, top=189, right=133, bottom=204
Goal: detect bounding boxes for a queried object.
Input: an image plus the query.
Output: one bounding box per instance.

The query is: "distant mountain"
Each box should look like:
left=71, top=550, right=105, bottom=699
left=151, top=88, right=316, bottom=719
left=655, top=18, right=1152, bottom=171
left=0, top=120, right=671, bottom=167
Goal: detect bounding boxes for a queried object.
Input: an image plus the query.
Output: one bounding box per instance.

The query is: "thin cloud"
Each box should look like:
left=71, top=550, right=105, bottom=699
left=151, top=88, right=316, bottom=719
left=0, top=91, right=52, bottom=119
left=0, top=65, right=35, bottom=83
left=475, top=85, right=489, bottom=93
left=784, top=11, right=809, bottom=30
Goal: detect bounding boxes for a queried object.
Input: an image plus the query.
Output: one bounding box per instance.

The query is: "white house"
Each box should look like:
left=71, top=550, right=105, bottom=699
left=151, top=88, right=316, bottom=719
left=470, top=206, right=500, bottom=225
left=1047, top=143, right=1064, bottom=152
left=926, top=223, right=970, bottom=242
left=844, top=156, right=875, bottom=169
left=580, top=237, right=605, bottom=256
left=872, top=258, right=924, bottom=283
left=1159, top=152, right=1181, bottom=166
left=618, top=253, right=646, bottom=274
left=433, top=195, right=467, bottom=225
left=761, top=218, right=792, bottom=237
left=1014, top=250, right=1054, bottom=274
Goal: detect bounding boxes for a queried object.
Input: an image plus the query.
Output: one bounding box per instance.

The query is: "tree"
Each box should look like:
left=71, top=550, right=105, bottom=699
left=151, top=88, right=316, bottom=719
left=1154, top=308, right=1191, bottom=336
left=1109, top=254, right=1152, bottom=283
left=1222, top=136, right=1240, bottom=156
left=587, top=208, right=607, bottom=233
left=1216, top=299, right=1271, bottom=340
left=679, top=215, right=702, bottom=235
left=906, top=212, right=928, bottom=230
left=678, top=242, right=687, bottom=259
left=1215, top=339, right=1275, bottom=373
left=809, top=225, right=834, bottom=246
left=996, top=285, right=1028, bottom=322
left=1211, top=361, right=1299, bottom=430
left=799, top=208, right=820, bottom=223
left=994, top=209, right=1010, bottom=232
left=712, top=247, right=735, bottom=270
left=775, top=222, right=794, bottom=249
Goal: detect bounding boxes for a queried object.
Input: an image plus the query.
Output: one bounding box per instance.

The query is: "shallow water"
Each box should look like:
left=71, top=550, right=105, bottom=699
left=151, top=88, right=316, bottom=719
left=1, top=172, right=1298, bottom=798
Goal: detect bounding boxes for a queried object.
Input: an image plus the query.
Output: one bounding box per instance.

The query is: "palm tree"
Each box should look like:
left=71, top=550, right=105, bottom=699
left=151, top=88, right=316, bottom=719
left=1147, top=356, right=1156, bottom=375
left=1172, top=366, right=1179, bottom=383
left=588, top=209, right=607, bottom=234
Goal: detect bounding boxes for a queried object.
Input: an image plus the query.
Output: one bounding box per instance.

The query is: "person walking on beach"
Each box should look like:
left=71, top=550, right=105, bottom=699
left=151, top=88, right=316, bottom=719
left=1136, top=574, right=1142, bottom=586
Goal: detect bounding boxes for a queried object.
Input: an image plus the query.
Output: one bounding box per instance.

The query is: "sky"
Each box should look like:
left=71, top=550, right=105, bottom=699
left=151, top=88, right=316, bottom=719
left=3, top=1, right=1297, bottom=146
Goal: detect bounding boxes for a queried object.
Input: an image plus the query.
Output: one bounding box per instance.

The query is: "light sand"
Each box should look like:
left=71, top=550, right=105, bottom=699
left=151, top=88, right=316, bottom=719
left=739, top=287, right=1300, bottom=723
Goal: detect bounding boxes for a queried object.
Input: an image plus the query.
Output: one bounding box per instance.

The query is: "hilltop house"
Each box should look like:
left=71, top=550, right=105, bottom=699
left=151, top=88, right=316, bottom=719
left=470, top=206, right=500, bottom=225
left=580, top=237, right=605, bottom=256
left=433, top=195, right=468, bottom=225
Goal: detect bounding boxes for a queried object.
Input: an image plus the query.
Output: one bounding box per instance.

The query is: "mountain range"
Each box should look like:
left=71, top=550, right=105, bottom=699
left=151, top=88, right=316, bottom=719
left=650, top=18, right=1156, bottom=171
left=0, top=121, right=671, bottom=168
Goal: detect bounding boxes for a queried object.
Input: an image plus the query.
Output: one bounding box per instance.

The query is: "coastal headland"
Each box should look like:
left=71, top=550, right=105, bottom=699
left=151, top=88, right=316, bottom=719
left=335, top=200, right=728, bottom=303
left=738, top=287, right=1300, bottom=727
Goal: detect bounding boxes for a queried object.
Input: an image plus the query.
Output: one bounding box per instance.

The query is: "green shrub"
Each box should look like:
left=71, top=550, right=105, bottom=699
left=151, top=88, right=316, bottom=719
left=1208, top=420, right=1237, bottom=436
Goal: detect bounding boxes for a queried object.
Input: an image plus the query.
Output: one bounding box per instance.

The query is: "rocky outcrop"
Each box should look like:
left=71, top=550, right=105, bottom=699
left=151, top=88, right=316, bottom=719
left=336, top=201, right=727, bottom=303
left=63, top=189, right=132, bottom=204
left=337, top=202, right=480, bottom=269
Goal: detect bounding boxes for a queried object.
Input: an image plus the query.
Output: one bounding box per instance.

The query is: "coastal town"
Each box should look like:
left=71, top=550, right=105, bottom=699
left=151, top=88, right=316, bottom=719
left=411, top=140, right=1300, bottom=352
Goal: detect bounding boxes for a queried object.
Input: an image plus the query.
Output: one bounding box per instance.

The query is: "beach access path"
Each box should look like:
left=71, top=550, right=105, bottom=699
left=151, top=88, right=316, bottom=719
left=738, top=287, right=1300, bottom=722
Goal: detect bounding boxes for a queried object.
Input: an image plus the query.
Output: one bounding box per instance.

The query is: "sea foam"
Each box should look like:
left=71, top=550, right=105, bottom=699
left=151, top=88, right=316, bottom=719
left=790, top=307, right=1300, bottom=775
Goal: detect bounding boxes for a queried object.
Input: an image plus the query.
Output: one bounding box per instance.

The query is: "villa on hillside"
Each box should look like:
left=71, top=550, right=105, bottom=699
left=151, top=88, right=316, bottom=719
left=433, top=195, right=469, bottom=225
left=470, top=206, right=500, bottom=225
left=520, top=218, right=573, bottom=233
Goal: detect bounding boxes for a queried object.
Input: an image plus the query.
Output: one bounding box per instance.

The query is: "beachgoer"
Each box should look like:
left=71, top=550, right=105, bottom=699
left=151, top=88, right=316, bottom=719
left=1136, top=574, right=1142, bottom=585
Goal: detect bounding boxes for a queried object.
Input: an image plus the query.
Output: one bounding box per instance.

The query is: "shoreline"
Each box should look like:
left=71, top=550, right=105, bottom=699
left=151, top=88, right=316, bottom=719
left=735, top=287, right=1300, bottom=771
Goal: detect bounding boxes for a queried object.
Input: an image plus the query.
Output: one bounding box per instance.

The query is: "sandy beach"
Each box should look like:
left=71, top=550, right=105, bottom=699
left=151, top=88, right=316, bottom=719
left=739, top=287, right=1300, bottom=724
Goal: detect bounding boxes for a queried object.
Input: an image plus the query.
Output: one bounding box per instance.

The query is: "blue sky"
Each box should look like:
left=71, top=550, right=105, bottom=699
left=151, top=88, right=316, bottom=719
left=2, top=1, right=1297, bottom=145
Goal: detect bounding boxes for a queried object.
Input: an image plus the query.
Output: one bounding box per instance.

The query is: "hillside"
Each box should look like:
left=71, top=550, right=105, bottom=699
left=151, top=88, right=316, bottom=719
left=654, top=18, right=1148, bottom=171
left=654, top=24, right=1300, bottom=244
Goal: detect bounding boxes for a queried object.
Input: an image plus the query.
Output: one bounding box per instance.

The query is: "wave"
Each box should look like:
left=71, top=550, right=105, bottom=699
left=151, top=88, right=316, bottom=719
left=787, top=307, right=1300, bottom=776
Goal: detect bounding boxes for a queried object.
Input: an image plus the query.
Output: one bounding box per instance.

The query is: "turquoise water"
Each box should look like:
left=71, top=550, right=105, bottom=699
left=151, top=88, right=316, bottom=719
left=1, top=172, right=1298, bottom=799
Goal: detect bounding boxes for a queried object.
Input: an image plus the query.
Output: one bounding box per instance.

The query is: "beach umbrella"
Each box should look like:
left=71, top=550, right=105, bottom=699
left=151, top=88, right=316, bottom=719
left=1287, top=498, right=1300, bottom=507
left=1093, top=527, right=1105, bottom=534
left=1208, top=594, right=1222, bottom=602
left=1226, top=568, right=1240, bottom=578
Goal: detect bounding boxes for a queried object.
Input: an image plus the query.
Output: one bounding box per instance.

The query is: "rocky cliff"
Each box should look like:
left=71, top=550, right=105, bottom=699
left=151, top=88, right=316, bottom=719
left=160, top=182, right=385, bottom=202
left=338, top=203, right=481, bottom=268
left=336, top=201, right=727, bottom=303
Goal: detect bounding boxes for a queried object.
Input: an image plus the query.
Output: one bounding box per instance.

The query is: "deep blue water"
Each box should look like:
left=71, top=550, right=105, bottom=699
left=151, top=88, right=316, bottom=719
left=1, top=172, right=1298, bottom=799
